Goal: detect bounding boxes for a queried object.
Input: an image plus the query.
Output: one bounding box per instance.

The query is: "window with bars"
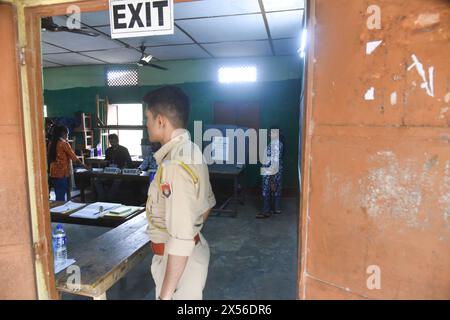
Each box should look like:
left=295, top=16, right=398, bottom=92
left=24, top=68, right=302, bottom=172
left=106, top=67, right=138, bottom=87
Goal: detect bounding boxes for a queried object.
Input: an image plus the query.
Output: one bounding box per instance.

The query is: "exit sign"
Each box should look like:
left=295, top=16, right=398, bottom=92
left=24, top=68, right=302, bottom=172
left=109, top=0, right=174, bottom=39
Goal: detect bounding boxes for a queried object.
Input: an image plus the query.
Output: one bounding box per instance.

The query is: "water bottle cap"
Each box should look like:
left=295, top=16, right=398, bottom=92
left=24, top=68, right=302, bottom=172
left=57, top=224, right=63, bottom=230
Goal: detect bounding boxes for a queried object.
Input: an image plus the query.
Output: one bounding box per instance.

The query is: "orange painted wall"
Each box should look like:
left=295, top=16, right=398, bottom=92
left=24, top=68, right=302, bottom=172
left=299, top=0, right=450, bottom=299
left=0, top=3, right=38, bottom=299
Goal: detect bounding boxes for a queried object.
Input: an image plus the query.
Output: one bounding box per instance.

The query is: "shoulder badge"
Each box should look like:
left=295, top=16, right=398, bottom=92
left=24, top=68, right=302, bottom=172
left=161, top=182, right=172, bottom=198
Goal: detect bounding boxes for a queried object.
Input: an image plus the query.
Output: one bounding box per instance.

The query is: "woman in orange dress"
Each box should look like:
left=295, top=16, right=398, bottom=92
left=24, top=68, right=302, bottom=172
left=48, top=125, right=86, bottom=201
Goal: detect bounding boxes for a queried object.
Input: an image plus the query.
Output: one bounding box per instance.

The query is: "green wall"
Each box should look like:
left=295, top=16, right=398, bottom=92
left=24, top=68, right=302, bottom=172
left=43, top=56, right=302, bottom=189
left=44, top=56, right=301, bottom=89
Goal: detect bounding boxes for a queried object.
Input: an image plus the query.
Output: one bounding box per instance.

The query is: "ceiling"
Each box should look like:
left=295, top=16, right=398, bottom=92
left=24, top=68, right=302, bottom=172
left=42, top=0, right=304, bottom=68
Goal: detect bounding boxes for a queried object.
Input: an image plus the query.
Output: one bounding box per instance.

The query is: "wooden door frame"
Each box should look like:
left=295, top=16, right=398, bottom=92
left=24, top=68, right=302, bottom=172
left=297, top=0, right=314, bottom=300
left=20, top=0, right=197, bottom=300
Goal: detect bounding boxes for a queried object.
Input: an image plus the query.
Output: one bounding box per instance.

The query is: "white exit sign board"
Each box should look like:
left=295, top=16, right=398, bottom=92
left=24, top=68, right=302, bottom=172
left=109, top=0, right=174, bottom=39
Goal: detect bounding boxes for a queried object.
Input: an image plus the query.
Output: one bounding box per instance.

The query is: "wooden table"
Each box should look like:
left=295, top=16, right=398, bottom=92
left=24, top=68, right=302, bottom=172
left=50, top=201, right=145, bottom=228
left=75, top=165, right=244, bottom=217
left=74, top=170, right=154, bottom=203
left=208, top=164, right=245, bottom=217
left=55, top=213, right=151, bottom=300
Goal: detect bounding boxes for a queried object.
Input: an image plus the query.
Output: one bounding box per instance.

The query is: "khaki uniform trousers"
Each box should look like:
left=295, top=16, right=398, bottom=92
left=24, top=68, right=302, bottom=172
left=150, top=234, right=210, bottom=300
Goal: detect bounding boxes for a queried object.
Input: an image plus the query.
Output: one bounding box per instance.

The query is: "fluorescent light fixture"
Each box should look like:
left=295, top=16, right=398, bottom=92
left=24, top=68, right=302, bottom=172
left=263, top=0, right=304, bottom=11
left=218, top=66, right=257, bottom=83
left=298, top=28, right=307, bottom=58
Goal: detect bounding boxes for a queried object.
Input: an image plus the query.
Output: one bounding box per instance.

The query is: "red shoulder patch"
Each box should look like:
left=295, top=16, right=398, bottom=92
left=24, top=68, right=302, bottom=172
left=161, top=182, right=172, bottom=198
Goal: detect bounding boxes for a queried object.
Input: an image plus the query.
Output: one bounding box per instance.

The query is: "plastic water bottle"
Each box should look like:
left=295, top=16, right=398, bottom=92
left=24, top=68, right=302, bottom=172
left=96, top=142, right=102, bottom=157
left=53, top=224, right=67, bottom=265
left=90, top=148, right=95, bottom=158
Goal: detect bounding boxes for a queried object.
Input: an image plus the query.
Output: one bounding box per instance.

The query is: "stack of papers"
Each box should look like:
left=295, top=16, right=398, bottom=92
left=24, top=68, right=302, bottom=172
left=70, top=202, right=122, bottom=219
left=51, top=201, right=86, bottom=214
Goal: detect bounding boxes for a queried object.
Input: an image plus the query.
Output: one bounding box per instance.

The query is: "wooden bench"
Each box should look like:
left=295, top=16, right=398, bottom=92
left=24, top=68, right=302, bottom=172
left=55, top=213, right=151, bottom=300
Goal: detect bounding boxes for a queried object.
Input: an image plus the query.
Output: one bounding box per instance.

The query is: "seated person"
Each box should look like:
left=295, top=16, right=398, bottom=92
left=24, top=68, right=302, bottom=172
left=94, top=134, right=132, bottom=201
left=105, top=134, right=132, bottom=168
left=138, top=141, right=160, bottom=172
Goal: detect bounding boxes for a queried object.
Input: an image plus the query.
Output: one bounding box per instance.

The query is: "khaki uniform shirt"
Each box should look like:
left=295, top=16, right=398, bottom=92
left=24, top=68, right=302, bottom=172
left=145, top=129, right=216, bottom=257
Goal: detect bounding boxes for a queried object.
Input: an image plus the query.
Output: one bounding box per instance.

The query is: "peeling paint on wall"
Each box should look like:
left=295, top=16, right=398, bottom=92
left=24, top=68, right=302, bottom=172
left=366, top=40, right=383, bottom=55
left=357, top=150, right=450, bottom=231
left=407, top=54, right=435, bottom=97
left=440, top=161, right=450, bottom=223
left=444, top=93, right=450, bottom=104
left=390, top=91, right=397, bottom=106
left=365, top=87, right=375, bottom=100
left=360, top=151, right=424, bottom=228
left=414, top=13, right=440, bottom=29
left=439, top=107, right=449, bottom=119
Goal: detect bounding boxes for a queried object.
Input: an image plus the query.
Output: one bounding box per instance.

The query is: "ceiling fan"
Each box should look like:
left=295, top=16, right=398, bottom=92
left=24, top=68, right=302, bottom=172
left=41, top=17, right=99, bottom=37
left=135, top=45, right=168, bottom=71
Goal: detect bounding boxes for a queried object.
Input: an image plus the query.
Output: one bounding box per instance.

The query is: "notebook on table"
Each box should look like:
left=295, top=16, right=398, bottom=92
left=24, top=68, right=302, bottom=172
left=69, top=202, right=122, bottom=219
left=104, top=206, right=144, bottom=219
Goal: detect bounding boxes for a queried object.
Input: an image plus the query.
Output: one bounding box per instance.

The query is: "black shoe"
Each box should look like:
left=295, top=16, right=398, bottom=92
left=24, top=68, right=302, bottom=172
left=256, top=212, right=270, bottom=219
left=273, top=210, right=282, bottom=214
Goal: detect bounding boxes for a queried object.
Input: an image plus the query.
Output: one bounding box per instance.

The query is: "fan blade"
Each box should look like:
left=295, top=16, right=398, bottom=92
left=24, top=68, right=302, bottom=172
left=145, top=63, right=168, bottom=71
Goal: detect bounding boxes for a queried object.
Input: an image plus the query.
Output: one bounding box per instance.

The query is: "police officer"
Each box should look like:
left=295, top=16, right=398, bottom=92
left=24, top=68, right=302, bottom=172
left=143, top=86, right=216, bottom=300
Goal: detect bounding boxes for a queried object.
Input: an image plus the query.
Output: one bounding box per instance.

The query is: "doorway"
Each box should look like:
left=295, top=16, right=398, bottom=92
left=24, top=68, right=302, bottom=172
left=21, top=0, right=305, bottom=300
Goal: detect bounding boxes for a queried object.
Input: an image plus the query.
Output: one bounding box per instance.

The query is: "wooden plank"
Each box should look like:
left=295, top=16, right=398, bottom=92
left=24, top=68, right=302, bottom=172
left=23, top=4, right=60, bottom=299
left=55, top=213, right=151, bottom=297
left=93, top=293, right=107, bottom=300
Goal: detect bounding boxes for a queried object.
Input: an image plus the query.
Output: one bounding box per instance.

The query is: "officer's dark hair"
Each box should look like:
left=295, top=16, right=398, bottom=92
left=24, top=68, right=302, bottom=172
left=108, top=133, right=119, bottom=142
left=142, top=86, right=190, bottom=129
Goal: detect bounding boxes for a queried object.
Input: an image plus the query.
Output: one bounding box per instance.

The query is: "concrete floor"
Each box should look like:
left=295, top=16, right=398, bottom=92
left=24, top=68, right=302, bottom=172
left=55, top=196, right=298, bottom=300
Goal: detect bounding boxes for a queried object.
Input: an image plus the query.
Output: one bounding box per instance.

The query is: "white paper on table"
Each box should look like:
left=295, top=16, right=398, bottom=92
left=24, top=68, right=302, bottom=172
left=54, top=258, right=76, bottom=274
left=50, top=201, right=86, bottom=213
left=70, top=202, right=122, bottom=219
